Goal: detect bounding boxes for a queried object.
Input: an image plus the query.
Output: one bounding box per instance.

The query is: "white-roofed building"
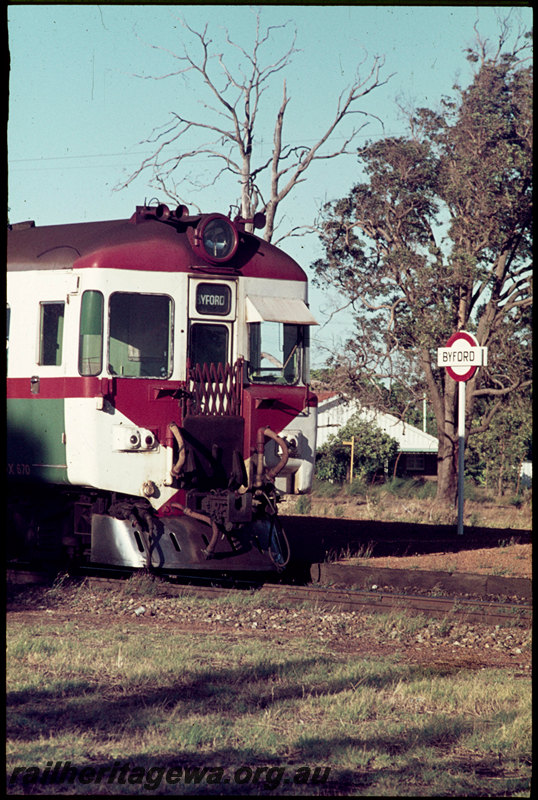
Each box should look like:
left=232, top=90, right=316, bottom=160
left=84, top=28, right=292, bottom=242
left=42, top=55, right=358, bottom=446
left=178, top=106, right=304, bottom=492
left=316, top=392, right=439, bottom=478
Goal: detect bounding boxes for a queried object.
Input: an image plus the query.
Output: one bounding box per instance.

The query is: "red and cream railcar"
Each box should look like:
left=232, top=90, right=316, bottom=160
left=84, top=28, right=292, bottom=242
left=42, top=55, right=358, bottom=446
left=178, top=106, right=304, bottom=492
left=7, top=204, right=318, bottom=572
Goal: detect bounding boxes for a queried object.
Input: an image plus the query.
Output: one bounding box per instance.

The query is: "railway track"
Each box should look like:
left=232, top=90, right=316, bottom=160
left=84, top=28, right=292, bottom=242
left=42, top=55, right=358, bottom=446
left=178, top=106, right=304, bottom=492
left=80, top=576, right=530, bottom=627
left=7, top=564, right=531, bottom=627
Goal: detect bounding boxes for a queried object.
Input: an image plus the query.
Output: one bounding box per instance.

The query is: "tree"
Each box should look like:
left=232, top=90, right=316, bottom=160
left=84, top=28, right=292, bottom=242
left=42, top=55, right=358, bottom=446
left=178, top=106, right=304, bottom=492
left=316, top=413, right=399, bottom=484
left=466, top=390, right=532, bottom=495
left=117, top=11, right=390, bottom=242
left=313, top=22, right=532, bottom=504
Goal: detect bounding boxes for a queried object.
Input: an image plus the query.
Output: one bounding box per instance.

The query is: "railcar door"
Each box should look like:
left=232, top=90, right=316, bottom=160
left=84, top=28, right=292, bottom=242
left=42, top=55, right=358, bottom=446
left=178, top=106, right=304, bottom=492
left=187, top=279, right=237, bottom=367
left=184, top=278, right=243, bottom=472
left=7, top=272, right=79, bottom=486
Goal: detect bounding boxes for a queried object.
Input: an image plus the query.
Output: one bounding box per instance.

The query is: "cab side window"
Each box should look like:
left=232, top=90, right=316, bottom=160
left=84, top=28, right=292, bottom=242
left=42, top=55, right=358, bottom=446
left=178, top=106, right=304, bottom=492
left=108, top=292, right=172, bottom=378
left=248, top=322, right=302, bottom=384
left=39, top=302, right=65, bottom=366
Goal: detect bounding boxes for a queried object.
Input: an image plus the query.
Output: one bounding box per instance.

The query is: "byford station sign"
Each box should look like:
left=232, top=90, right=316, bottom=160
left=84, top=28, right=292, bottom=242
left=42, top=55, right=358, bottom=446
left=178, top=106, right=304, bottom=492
left=436, top=331, right=488, bottom=535
left=437, top=331, right=488, bottom=382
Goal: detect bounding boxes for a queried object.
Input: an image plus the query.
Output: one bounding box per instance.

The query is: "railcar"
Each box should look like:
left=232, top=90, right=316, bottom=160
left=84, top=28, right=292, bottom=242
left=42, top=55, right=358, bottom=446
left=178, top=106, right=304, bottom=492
left=7, top=203, right=318, bottom=573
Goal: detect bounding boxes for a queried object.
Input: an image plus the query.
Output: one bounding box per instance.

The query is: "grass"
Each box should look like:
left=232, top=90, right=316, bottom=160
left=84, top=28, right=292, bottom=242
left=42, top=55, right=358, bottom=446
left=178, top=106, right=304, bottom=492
left=294, top=495, right=312, bottom=515
left=7, top=588, right=531, bottom=796
left=285, top=477, right=532, bottom=530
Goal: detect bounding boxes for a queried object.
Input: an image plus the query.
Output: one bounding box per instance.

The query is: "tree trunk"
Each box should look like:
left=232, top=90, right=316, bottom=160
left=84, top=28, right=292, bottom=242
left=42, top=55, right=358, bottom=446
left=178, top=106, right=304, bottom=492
left=497, top=441, right=506, bottom=496
left=436, top=435, right=458, bottom=505
left=515, top=461, right=522, bottom=496
left=435, top=380, right=458, bottom=505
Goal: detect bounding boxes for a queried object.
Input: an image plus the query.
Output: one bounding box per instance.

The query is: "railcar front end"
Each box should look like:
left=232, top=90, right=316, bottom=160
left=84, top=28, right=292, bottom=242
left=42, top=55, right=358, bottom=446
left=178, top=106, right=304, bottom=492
left=7, top=205, right=318, bottom=573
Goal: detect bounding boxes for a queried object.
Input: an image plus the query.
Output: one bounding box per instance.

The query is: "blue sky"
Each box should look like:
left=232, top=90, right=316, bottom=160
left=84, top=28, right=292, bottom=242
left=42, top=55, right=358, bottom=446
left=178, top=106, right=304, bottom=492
left=7, top=3, right=532, bottom=365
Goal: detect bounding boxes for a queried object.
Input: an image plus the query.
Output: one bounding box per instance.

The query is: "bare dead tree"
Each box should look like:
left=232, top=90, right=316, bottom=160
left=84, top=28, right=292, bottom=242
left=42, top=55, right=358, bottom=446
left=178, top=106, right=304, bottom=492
left=116, top=12, right=391, bottom=241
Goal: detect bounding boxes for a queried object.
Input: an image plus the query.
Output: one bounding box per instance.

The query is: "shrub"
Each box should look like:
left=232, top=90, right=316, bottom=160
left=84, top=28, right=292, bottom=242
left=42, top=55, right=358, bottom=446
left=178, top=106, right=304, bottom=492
left=414, top=480, right=437, bottom=500
left=316, top=413, right=399, bottom=485
left=509, top=494, right=524, bottom=508
left=383, top=477, right=413, bottom=497
left=463, top=478, right=485, bottom=502
left=381, top=477, right=436, bottom=499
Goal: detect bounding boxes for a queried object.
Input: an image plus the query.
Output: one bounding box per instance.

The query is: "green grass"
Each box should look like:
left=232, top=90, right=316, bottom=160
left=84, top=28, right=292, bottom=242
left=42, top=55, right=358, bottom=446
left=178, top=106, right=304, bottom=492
left=311, top=477, right=342, bottom=498
left=7, top=593, right=531, bottom=796
left=294, top=495, right=312, bottom=515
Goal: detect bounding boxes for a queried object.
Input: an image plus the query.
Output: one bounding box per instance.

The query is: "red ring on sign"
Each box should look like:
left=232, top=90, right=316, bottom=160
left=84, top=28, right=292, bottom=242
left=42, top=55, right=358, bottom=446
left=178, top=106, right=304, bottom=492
left=445, top=331, right=478, bottom=382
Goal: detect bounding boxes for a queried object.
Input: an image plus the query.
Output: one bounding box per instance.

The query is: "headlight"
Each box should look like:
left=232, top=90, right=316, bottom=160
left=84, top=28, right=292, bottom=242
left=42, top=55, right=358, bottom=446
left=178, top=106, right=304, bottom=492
left=196, top=215, right=238, bottom=263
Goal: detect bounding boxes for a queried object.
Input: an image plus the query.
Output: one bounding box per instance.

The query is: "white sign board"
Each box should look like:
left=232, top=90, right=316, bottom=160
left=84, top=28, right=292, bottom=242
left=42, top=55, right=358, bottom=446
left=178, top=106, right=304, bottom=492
left=437, top=346, right=488, bottom=367
left=437, top=331, right=488, bottom=382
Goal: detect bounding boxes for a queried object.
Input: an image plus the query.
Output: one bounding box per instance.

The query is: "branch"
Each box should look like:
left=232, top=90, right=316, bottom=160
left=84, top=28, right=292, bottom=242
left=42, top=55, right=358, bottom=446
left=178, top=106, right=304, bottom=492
left=120, top=14, right=392, bottom=243
left=467, top=398, right=503, bottom=437
left=497, top=273, right=532, bottom=304
left=472, top=377, right=532, bottom=399
left=272, top=224, right=320, bottom=246
left=274, top=58, right=393, bottom=204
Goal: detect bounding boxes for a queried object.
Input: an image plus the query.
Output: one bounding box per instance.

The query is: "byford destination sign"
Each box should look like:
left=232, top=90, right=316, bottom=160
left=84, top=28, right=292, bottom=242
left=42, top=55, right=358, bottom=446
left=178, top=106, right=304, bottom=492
left=437, top=331, right=488, bottom=382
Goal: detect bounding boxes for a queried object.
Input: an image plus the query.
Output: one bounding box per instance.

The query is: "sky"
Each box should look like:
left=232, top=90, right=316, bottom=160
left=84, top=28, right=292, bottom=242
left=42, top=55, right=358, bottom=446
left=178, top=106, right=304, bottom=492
left=7, top=3, right=532, bottom=366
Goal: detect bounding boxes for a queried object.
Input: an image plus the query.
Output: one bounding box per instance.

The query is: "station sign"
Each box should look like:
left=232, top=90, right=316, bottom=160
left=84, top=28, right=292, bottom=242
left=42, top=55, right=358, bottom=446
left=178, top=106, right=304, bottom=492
left=437, top=330, right=489, bottom=536
left=437, top=331, right=488, bottom=382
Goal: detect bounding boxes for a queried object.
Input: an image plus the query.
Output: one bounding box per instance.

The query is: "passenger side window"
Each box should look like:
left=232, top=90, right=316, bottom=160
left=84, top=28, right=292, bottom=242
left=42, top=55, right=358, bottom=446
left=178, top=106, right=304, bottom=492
left=39, top=302, right=65, bottom=366
left=79, top=291, right=104, bottom=376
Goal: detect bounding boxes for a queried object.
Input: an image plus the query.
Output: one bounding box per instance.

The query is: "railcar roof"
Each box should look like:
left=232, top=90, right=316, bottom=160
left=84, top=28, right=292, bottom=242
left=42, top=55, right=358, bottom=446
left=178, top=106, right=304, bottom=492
left=7, top=215, right=307, bottom=281
left=8, top=218, right=129, bottom=269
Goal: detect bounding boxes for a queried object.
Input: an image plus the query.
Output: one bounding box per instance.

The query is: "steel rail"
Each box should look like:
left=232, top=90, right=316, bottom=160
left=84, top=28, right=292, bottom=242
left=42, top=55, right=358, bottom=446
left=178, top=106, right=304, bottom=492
left=7, top=567, right=531, bottom=626
left=83, top=575, right=531, bottom=627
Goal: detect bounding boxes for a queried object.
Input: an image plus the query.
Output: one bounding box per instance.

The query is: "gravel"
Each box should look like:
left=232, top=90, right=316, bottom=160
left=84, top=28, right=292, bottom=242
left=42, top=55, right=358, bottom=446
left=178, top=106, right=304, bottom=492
left=8, top=582, right=531, bottom=671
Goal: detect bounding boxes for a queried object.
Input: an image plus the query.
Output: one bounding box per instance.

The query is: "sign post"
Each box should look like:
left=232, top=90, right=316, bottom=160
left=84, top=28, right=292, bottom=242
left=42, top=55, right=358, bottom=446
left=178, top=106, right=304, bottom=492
left=343, top=436, right=355, bottom=483
left=437, top=332, right=488, bottom=535
left=457, top=380, right=465, bottom=537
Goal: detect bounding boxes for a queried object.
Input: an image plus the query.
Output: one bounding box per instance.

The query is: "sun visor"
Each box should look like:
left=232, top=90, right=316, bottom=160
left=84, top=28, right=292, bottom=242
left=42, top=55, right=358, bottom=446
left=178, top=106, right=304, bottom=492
left=246, top=295, right=318, bottom=325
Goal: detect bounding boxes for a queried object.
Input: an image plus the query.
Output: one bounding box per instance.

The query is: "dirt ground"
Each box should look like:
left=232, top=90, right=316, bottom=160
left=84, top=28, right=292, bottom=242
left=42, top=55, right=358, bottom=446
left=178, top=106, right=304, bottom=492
left=342, top=542, right=532, bottom=579
left=279, top=492, right=532, bottom=579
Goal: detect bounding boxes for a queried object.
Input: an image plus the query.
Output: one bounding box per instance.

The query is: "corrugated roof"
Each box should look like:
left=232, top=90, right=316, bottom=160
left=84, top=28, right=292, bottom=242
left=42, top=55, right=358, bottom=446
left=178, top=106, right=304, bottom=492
left=316, top=395, right=438, bottom=453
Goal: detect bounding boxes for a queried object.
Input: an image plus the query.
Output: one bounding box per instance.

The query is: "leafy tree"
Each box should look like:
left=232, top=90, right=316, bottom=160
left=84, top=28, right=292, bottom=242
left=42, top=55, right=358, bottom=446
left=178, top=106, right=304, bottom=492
left=117, top=11, right=390, bottom=242
left=466, top=391, right=532, bottom=495
left=313, top=21, right=532, bottom=504
left=316, top=413, right=399, bottom=484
